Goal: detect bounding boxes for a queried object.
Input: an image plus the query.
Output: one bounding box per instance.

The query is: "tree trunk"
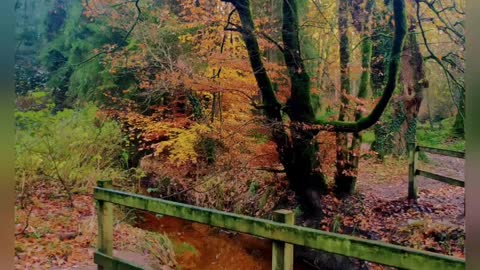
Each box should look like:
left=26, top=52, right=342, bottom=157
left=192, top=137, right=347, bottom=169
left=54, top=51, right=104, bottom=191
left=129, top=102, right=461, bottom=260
left=334, top=0, right=375, bottom=195
left=452, top=88, right=465, bottom=138
left=224, top=0, right=327, bottom=212
left=372, top=8, right=426, bottom=158
left=342, top=0, right=375, bottom=195
left=222, top=0, right=407, bottom=211
left=334, top=0, right=353, bottom=195
left=281, top=0, right=328, bottom=211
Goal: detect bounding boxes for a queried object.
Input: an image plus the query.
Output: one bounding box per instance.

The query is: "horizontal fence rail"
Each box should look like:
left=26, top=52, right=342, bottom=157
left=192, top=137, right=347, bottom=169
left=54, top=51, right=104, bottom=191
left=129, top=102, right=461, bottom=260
left=417, top=146, right=465, bottom=159
left=408, top=144, right=465, bottom=199
left=94, top=251, right=144, bottom=270
left=416, top=170, right=464, bottom=187
left=94, top=186, right=465, bottom=270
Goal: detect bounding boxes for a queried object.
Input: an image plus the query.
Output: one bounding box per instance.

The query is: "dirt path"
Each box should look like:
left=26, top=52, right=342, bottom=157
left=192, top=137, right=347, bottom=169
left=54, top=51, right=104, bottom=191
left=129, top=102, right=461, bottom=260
left=357, top=152, right=464, bottom=227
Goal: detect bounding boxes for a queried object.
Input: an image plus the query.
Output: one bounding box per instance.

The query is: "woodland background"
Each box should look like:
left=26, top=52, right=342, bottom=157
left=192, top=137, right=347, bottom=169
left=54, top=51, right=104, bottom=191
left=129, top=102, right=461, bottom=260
left=14, top=0, right=465, bottom=269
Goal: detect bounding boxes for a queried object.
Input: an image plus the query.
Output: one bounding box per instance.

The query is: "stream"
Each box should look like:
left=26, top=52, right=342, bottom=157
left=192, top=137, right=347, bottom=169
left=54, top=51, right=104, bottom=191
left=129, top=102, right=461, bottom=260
left=138, top=213, right=313, bottom=270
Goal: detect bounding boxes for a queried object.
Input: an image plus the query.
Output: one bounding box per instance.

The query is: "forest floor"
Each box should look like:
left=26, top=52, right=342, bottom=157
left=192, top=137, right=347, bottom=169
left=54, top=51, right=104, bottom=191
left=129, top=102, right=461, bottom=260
left=14, top=152, right=465, bottom=269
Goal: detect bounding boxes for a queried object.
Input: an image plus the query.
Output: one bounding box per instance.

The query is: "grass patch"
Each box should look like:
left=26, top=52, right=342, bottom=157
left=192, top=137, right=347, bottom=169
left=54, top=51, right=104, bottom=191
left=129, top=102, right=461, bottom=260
left=174, top=242, right=199, bottom=257
left=417, top=117, right=465, bottom=151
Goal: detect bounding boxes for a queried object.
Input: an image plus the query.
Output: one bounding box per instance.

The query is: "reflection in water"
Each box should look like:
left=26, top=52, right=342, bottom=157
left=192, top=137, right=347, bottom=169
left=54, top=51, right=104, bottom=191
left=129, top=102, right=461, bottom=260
left=137, top=213, right=312, bottom=270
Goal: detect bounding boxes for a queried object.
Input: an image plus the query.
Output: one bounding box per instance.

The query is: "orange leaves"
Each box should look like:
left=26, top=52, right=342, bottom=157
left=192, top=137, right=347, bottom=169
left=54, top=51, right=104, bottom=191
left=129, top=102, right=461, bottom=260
left=318, top=131, right=337, bottom=179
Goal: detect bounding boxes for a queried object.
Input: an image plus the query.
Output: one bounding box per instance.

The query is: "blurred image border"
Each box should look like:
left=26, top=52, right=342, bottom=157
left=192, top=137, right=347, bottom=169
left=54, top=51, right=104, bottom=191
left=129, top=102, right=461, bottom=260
left=466, top=0, right=480, bottom=269
left=0, top=0, right=15, bottom=269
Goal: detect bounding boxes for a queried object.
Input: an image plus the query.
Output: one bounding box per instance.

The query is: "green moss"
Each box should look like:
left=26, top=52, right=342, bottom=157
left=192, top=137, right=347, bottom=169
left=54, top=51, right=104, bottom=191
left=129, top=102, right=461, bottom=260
left=174, top=242, right=198, bottom=257
left=249, top=132, right=270, bottom=144
left=362, top=130, right=375, bottom=144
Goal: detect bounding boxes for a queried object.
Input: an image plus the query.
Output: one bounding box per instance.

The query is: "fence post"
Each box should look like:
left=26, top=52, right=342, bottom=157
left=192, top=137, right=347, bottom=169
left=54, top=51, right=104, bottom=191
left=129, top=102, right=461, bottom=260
left=272, top=210, right=294, bottom=270
left=97, top=180, right=114, bottom=270
left=408, top=143, right=418, bottom=200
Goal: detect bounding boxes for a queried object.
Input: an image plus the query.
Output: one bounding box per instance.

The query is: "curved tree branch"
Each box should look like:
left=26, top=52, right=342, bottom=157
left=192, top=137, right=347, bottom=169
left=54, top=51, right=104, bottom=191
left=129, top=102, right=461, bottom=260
left=308, top=0, right=408, bottom=133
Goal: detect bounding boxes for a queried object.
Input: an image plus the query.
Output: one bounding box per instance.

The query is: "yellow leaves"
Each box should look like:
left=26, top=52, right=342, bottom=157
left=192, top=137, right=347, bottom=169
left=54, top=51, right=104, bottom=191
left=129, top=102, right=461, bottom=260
left=154, top=124, right=211, bottom=166
left=179, top=34, right=194, bottom=44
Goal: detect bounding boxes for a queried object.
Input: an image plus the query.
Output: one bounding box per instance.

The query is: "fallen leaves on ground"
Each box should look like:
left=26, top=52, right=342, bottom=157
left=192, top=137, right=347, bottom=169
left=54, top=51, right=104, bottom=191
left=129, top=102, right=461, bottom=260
left=14, top=185, right=177, bottom=270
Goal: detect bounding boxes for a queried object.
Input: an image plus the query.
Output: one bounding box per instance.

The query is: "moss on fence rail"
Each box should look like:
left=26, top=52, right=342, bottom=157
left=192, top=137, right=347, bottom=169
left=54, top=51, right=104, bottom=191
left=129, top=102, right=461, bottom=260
left=94, top=187, right=465, bottom=270
left=417, top=146, right=465, bottom=159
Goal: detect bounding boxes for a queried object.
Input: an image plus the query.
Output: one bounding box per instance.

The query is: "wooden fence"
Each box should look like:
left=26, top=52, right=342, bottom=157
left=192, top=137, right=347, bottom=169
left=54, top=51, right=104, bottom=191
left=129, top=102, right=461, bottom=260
left=94, top=180, right=465, bottom=270
left=408, top=144, right=465, bottom=199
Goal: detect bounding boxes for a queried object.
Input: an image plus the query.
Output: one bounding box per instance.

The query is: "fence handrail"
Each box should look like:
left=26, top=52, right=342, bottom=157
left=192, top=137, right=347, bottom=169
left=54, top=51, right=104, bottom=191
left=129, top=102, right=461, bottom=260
left=416, top=169, right=464, bottom=187
left=94, top=251, right=143, bottom=270
left=416, top=145, right=465, bottom=159
left=94, top=187, right=465, bottom=270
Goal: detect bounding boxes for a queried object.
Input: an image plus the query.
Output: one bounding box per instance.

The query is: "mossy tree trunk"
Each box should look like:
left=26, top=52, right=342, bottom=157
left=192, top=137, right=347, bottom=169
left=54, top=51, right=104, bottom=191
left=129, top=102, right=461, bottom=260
left=398, top=21, right=427, bottom=153
left=281, top=0, right=328, bottom=211
left=335, top=0, right=375, bottom=195
left=452, top=88, right=465, bottom=138
left=334, top=0, right=353, bottom=195
left=371, top=4, right=427, bottom=158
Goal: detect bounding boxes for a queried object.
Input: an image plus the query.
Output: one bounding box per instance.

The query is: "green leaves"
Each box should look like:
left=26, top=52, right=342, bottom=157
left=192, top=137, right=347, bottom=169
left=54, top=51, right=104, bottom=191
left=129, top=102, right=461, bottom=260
left=15, top=104, right=126, bottom=195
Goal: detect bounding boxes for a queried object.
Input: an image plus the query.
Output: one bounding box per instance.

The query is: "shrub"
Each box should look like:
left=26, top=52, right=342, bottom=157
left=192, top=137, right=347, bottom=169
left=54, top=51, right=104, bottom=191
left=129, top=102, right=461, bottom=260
left=15, top=104, right=126, bottom=205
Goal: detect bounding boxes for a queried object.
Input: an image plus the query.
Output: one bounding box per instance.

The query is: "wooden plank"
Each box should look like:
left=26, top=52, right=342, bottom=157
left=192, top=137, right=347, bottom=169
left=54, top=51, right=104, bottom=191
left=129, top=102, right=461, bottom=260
left=94, top=187, right=465, bottom=270
left=97, top=180, right=114, bottom=270
left=417, top=146, right=465, bottom=159
left=272, top=210, right=294, bottom=270
left=408, top=144, right=418, bottom=200
left=416, top=170, right=465, bottom=187
left=94, top=251, right=145, bottom=270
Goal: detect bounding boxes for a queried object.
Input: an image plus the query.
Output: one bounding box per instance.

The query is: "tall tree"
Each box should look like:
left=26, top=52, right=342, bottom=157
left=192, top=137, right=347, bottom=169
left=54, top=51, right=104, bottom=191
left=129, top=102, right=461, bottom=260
left=371, top=0, right=429, bottom=158
left=333, top=0, right=352, bottom=195
left=221, top=0, right=407, bottom=211
left=334, top=0, right=376, bottom=195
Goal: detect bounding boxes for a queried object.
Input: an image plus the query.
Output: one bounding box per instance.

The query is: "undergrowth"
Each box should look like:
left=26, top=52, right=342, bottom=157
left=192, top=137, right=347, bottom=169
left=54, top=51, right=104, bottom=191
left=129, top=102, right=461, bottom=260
left=417, top=117, right=465, bottom=151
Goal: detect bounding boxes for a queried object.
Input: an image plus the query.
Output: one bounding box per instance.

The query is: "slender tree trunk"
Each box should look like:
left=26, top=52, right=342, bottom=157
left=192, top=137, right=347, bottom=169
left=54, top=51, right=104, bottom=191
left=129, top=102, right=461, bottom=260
left=344, top=0, right=376, bottom=195
left=334, top=0, right=375, bottom=195
left=452, top=88, right=465, bottom=138
left=334, top=0, right=353, bottom=195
